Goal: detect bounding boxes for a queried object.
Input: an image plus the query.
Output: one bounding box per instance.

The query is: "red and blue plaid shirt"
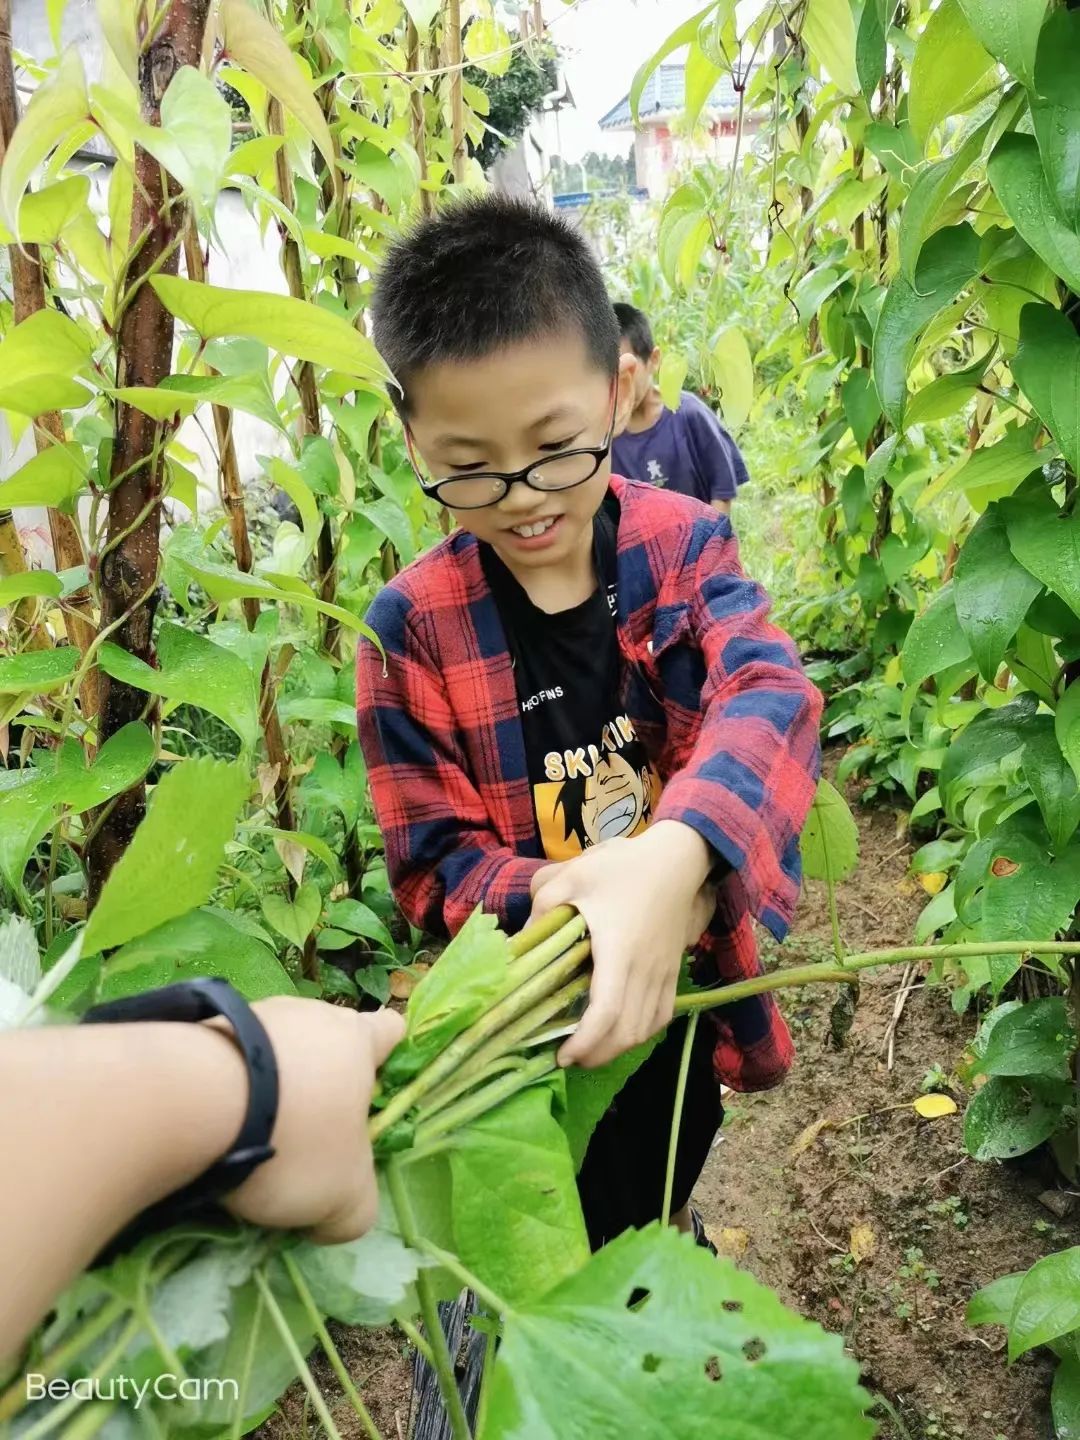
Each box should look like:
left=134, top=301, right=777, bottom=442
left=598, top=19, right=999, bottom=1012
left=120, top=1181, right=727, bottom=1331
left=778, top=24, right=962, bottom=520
left=356, top=477, right=822, bottom=1090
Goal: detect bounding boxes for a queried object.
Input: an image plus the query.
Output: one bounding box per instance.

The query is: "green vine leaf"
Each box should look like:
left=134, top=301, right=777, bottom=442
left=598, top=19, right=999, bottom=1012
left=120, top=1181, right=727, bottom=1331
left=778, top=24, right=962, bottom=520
left=1012, top=304, right=1080, bottom=480
left=988, top=133, right=1080, bottom=294
left=1031, top=8, right=1080, bottom=229
left=956, top=0, right=1047, bottom=89
left=1007, top=1247, right=1080, bottom=1361
left=83, top=757, right=251, bottom=955
left=801, top=779, right=859, bottom=884
left=909, top=0, right=995, bottom=148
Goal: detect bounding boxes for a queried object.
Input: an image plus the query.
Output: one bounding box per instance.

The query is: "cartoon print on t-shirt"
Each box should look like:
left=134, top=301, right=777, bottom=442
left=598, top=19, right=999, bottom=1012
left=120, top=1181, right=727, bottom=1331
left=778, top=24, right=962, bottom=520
left=533, top=713, right=662, bottom=860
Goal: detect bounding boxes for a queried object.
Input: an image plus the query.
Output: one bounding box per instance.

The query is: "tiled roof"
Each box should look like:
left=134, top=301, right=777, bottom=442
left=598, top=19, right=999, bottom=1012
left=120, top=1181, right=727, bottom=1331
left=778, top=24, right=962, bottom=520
left=599, top=62, right=742, bottom=131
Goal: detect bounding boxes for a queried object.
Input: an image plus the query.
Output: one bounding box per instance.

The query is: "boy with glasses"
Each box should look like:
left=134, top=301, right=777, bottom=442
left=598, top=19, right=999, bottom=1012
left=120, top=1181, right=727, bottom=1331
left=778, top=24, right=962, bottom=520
left=356, top=195, right=821, bottom=1248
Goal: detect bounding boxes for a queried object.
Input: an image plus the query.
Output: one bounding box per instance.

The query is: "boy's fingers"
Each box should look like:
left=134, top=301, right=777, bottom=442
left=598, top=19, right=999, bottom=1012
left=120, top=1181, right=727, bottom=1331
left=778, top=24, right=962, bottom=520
left=527, top=863, right=569, bottom=923
left=558, top=958, right=624, bottom=1068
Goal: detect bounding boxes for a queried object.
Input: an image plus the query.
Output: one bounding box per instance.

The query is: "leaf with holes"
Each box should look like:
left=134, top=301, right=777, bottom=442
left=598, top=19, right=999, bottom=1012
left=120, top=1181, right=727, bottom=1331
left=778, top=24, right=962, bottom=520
left=481, top=1224, right=875, bottom=1440
left=800, top=779, right=859, bottom=884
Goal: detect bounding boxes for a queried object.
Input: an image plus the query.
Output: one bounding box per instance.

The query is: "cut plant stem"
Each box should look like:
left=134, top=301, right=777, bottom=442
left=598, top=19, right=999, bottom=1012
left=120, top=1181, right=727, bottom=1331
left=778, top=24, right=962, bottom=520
left=661, top=1012, right=699, bottom=1228
left=414, top=1051, right=558, bottom=1146
left=504, top=912, right=587, bottom=985
left=369, top=938, right=590, bottom=1142
left=507, top=903, right=577, bottom=959
left=386, top=1158, right=472, bottom=1440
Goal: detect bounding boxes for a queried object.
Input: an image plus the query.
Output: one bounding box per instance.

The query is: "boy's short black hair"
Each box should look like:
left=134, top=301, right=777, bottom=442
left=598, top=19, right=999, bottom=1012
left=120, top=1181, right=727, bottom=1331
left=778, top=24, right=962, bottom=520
left=613, top=302, right=654, bottom=363
left=372, top=194, right=620, bottom=413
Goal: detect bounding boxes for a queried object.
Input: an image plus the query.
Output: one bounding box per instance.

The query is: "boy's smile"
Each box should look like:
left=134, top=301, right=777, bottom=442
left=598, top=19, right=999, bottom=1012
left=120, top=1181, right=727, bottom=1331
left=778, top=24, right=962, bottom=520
left=404, top=332, right=635, bottom=603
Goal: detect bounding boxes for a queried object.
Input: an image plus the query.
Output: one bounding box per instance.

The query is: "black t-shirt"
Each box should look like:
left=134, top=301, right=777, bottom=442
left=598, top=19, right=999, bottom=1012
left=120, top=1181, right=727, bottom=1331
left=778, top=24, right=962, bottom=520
left=482, top=495, right=661, bottom=860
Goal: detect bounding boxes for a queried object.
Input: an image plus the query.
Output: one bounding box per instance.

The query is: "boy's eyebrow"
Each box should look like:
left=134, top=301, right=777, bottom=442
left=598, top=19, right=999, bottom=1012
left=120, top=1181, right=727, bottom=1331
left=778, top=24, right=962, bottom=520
left=432, top=406, right=584, bottom=449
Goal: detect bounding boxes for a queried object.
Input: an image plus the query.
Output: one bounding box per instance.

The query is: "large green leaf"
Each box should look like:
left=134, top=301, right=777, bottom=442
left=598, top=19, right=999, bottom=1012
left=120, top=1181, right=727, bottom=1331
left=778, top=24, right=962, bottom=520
left=292, top=1219, right=425, bottom=1326
left=561, top=1037, right=661, bottom=1171
left=1003, top=485, right=1080, bottom=619
left=1008, top=1248, right=1080, bottom=1361
left=377, top=908, right=512, bottom=1092
left=1012, top=304, right=1080, bottom=480
left=988, top=133, right=1080, bottom=294
left=0, top=443, right=87, bottom=510
left=99, top=623, right=260, bottom=751
left=873, top=224, right=980, bottom=427
left=941, top=702, right=1038, bottom=836
left=0, top=174, right=89, bottom=246
left=906, top=345, right=996, bottom=427
left=0, top=309, right=93, bottom=414
left=482, top=1225, right=875, bottom=1440
left=975, top=831, right=1080, bottom=984
left=957, top=0, right=1047, bottom=87
left=0, top=648, right=79, bottom=695
left=0, top=49, right=87, bottom=232
left=1031, top=9, right=1080, bottom=230
left=954, top=505, right=1042, bottom=682
left=966, top=1270, right=1025, bottom=1329
left=113, top=371, right=285, bottom=433
left=710, top=327, right=753, bottom=430
left=802, top=0, right=860, bottom=95
left=0, top=725, right=154, bottom=900
left=450, top=1086, right=590, bottom=1308
left=101, top=909, right=296, bottom=1001
left=901, top=584, right=973, bottom=688
left=974, top=996, right=1077, bottom=1081
left=909, top=0, right=995, bottom=147
left=1022, top=721, right=1080, bottom=852
left=83, top=758, right=250, bottom=954
left=855, top=0, right=890, bottom=98
left=964, top=1074, right=1072, bottom=1160
left=800, top=778, right=859, bottom=883
left=150, top=276, right=388, bottom=383
left=165, top=529, right=376, bottom=641
left=219, top=0, right=335, bottom=176
left=629, top=4, right=718, bottom=124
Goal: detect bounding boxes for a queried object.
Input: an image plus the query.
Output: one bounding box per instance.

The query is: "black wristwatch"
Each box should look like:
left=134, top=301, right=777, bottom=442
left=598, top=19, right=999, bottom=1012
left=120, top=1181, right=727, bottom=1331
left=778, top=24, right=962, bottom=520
left=80, top=979, right=280, bottom=1263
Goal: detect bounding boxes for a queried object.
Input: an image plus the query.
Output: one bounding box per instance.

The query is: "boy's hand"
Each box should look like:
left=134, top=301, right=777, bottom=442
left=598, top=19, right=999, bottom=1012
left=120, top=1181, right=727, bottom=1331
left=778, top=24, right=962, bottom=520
left=528, top=821, right=714, bottom=1069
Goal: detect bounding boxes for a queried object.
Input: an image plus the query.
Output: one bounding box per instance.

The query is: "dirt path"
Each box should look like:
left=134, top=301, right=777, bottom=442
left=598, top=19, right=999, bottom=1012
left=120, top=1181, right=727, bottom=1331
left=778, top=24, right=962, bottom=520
left=266, top=778, right=1078, bottom=1440
left=697, top=784, right=1078, bottom=1440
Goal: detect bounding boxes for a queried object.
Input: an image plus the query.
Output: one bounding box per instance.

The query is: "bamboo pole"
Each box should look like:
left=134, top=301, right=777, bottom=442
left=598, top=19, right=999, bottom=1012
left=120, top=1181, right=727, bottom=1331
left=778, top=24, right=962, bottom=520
left=445, top=0, right=466, bottom=183
left=181, top=227, right=297, bottom=842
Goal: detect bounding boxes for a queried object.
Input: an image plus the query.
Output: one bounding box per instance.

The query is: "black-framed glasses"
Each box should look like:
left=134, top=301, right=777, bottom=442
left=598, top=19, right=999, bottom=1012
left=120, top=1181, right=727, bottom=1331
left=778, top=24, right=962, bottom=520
left=407, top=387, right=618, bottom=512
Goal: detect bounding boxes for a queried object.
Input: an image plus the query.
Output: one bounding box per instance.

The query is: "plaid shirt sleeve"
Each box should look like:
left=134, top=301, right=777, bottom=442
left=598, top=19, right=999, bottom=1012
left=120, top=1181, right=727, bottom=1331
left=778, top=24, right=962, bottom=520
left=355, top=591, right=544, bottom=938
left=653, top=514, right=823, bottom=940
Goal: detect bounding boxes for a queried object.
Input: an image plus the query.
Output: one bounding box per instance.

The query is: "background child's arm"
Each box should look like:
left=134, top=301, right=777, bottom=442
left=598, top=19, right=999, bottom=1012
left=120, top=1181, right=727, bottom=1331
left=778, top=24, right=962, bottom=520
left=356, top=621, right=544, bottom=938
left=653, top=515, right=823, bottom=939
left=685, top=400, right=748, bottom=511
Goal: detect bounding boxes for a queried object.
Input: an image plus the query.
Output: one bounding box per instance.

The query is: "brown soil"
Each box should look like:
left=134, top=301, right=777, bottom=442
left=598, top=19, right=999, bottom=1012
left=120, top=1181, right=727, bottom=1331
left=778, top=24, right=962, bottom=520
left=263, top=772, right=1079, bottom=1439
left=698, top=782, right=1079, bottom=1440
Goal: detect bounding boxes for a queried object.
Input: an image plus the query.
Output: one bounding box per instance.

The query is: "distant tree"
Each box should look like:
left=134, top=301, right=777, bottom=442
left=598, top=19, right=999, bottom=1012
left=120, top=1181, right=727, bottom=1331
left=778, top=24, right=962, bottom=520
left=551, top=147, right=636, bottom=193
left=466, top=44, right=558, bottom=171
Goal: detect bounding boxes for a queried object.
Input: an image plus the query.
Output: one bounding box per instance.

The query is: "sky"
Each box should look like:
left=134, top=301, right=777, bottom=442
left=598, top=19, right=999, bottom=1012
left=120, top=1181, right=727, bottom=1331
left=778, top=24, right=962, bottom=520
left=541, top=0, right=764, bottom=161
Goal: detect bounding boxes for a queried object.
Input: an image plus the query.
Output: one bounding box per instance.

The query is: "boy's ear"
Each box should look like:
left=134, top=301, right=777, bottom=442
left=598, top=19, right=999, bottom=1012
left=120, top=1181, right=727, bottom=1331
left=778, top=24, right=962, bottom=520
left=614, top=352, right=637, bottom=437
left=649, top=346, right=662, bottom=372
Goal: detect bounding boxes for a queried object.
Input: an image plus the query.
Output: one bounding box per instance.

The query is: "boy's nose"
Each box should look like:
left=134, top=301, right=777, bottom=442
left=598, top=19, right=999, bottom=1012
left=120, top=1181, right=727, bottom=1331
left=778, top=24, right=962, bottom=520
left=496, top=479, right=549, bottom=518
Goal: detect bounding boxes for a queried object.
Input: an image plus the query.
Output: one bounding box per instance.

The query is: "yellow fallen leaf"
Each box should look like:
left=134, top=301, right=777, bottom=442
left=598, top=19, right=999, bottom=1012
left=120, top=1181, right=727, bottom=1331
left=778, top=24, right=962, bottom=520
left=919, top=871, right=948, bottom=895
left=850, top=1223, right=876, bottom=1264
left=790, top=1116, right=834, bottom=1159
left=912, top=1093, right=958, bottom=1118
left=717, top=1227, right=750, bottom=1259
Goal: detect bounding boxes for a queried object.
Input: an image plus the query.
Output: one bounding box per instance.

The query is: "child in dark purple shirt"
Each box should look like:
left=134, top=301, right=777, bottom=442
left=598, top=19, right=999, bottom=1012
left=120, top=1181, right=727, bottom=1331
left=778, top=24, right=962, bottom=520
left=611, top=303, right=749, bottom=515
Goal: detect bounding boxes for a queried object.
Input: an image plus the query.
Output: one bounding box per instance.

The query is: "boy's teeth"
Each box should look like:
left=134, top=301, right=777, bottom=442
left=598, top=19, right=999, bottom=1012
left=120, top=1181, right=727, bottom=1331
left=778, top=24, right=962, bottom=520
left=511, top=518, right=556, bottom=538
